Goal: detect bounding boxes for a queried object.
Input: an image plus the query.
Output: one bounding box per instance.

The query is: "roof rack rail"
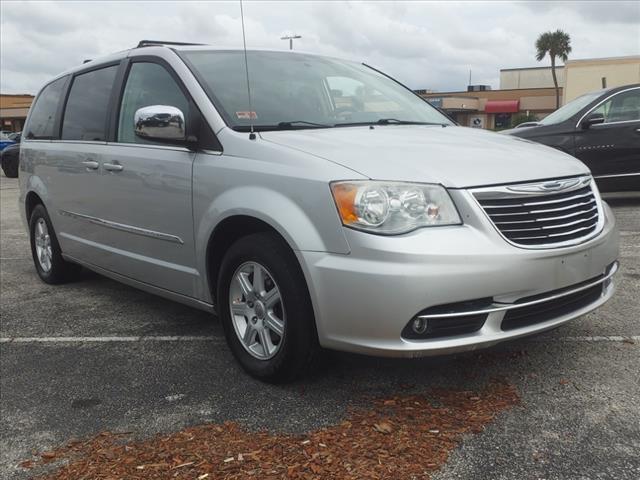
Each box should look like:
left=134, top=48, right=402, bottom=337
left=136, top=40, right=207, bottom=48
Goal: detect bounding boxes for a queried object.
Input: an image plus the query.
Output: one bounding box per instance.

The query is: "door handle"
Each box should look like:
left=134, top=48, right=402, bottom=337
left=104, top=162, right=124, bottom=172
left=82, top=160, right=99, bottom=170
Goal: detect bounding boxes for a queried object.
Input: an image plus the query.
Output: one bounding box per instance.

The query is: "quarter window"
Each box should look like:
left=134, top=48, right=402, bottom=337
left=592, top=89, right=640, bottom=123
left=61, top=65, right=118, bottom=141
left=117, top=62, right=189, bottom=144
left=25, top=76, right=67, bottom=140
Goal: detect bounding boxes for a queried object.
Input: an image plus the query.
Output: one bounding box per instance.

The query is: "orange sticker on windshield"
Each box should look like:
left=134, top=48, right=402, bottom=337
left=236, top=111, right=257, bottom=120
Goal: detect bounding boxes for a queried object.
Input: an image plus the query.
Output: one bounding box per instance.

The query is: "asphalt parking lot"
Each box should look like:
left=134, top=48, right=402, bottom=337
left=1, top=173, right=639, bottom=479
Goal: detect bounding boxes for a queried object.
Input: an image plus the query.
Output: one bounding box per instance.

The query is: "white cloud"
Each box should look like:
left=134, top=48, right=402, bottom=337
left=0, top=0, right=638, bottom=94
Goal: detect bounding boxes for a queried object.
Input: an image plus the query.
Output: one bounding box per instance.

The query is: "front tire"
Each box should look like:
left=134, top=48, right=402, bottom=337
left=217, top=232, right=318, bottom=383
left=29, top=204, right=81, bottom=284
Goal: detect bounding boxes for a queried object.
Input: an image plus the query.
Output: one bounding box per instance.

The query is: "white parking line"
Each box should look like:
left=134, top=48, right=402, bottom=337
left=0, top=335, right=636, bottom=344
left=533, top=335, right=639, bottom=342
left=0, top=335, right=224, bottom=344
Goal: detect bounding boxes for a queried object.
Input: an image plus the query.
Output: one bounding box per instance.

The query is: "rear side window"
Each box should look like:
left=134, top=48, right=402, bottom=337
left=117, top=62, right=190, bottom=144
left=62, top=65, right=118, bottom=141
left=25, top=77, right=67, bottom=140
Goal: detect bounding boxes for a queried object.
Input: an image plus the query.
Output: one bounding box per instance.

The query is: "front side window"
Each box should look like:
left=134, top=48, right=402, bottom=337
left=25, top=76, right=67, bottom=140
left=61, top=65, right=118, bottom=141
left=181, top=50, right=452, bottom=130
left=117, top=62, right=190, bottom=144
left=592, top=88, right=640, bottom=123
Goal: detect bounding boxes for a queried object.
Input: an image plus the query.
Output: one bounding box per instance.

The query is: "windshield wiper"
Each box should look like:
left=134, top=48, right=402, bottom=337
left=276, top=120, right=333, bottom=129
left=377, top=118, right=445, bottom=125
left=334, top=119, right=448, bottom=127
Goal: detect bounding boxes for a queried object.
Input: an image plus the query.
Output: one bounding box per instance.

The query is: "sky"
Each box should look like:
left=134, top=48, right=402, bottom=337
left=1, top=1, right=639, bottom=95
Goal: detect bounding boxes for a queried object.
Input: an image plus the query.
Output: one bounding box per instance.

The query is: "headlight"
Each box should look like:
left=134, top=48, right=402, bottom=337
left=330, top=181, right=461, bottom=235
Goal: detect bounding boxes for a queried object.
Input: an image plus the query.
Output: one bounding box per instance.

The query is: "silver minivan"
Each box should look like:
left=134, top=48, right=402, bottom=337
left=19, top=41, right=619, bottom=381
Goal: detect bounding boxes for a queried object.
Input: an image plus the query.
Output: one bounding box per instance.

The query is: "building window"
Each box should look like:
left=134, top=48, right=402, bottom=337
left=494, top=113, right=512, bottom=129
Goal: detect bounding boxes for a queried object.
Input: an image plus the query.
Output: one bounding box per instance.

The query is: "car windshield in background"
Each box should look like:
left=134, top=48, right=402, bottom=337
left=181, top=50, right=452, bottom=131
left=538, top=90, right=604, bottom=126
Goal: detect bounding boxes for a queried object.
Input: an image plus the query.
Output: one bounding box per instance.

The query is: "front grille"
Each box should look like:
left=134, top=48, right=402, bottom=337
left=474, top=177, right=601, bottom=248
left=501, top=283, right=604, bottom=331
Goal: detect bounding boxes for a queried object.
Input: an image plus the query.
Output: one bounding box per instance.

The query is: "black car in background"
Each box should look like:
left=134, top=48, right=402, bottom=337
left=504, top=84, right=639, bottom=192
left=1, top=133, right=20, bottom=178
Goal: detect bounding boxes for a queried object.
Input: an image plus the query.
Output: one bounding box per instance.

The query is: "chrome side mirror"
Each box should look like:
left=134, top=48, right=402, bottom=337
left=581, top=112, right=605, bottom=129
left=134, top=105, right=186, bottom=141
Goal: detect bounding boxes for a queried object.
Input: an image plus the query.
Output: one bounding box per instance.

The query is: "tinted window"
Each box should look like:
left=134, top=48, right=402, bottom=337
left=117, top=62, right=189, bottom=144
left=593, top=88, right=640, bottom=123
left=25, top=76, right=67, bottom=140
left=62, top=65, right=118, bottom=141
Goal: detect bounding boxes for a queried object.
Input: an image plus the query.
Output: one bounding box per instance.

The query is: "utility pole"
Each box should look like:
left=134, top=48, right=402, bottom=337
left=281, top=34, right=301, bottom=50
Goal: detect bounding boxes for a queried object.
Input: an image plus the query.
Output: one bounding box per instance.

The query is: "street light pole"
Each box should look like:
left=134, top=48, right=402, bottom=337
left=281, top=34, right=301, bottom=50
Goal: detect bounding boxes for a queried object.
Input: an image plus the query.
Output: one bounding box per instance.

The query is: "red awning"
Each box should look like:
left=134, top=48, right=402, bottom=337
left=484, top=100, right=519, bottom=113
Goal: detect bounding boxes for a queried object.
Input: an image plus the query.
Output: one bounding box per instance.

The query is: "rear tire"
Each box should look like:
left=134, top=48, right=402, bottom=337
left=29, top=204, right=81, bottom=284
left=1, top=155, right=18, bottom=178
left=217, top=232, right=318, bottom=383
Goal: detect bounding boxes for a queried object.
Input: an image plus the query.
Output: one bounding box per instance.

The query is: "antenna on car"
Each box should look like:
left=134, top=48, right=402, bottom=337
left=239, top=0, right=256, bottom=140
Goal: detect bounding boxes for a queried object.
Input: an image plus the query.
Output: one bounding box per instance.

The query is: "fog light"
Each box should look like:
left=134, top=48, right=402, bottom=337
left=412, top=318, right=429, bottom=334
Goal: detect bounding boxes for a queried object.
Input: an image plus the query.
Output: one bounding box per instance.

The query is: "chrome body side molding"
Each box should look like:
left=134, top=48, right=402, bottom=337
left=59, top=210, right=184, bottom=244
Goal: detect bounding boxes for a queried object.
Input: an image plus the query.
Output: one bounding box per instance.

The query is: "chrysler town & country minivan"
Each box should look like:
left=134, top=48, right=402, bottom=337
left=19, top=41, right=619, bottom=381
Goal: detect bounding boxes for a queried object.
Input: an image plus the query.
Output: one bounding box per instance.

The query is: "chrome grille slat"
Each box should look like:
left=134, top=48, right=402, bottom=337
left=485, top=197, right=596, bottom=216
left=494, top=205, right=598, bottom=225
left=509, top=224, right=597, bottom=241
left=501, top=213, right=599, bottom=233
left=480, top=190, right=594, bottom=208
left=472, top=176, right=602, bottom=248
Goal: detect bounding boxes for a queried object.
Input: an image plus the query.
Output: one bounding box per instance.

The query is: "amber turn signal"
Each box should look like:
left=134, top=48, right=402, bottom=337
left=330, top=183, right=359, bottom=224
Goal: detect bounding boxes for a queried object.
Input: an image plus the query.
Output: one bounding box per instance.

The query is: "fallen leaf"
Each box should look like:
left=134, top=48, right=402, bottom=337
left=373, top=422, right=393, bottom=434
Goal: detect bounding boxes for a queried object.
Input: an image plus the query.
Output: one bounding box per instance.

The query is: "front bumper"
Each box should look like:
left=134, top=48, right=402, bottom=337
left=298, top=194, right=619, bottom=357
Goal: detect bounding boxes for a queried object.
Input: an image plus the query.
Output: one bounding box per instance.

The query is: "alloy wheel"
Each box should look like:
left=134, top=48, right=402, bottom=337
left=228, top=261, right=286, bottom=360
left=34, top=218, right=53, bottom=272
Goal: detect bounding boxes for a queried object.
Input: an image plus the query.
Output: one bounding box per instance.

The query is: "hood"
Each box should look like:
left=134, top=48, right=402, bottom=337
left=260, top=125, right=588, bottom=188
left=500, top=126, right=535, bottom=135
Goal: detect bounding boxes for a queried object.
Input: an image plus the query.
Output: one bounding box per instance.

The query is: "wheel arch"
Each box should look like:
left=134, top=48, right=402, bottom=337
left=195, top=184, right=349, bottom=304
left=25, top=190, right=45, bottom=222
left=23, top=174, right=50, bottom=222
left=205, top=215, right=299, bottom=305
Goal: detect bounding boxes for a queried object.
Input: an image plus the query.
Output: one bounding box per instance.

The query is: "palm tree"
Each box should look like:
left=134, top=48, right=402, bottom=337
left=535, top=30, right=572, bottom=109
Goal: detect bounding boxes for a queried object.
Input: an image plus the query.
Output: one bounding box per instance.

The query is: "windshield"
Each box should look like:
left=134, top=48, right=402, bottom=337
left=538, top=90, right=604, bottom=126
left=180, top=50, right=452, bottom=131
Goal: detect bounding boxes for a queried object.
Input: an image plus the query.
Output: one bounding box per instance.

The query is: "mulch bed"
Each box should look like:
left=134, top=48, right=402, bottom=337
left=23, top=381, right=519, bottom=479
